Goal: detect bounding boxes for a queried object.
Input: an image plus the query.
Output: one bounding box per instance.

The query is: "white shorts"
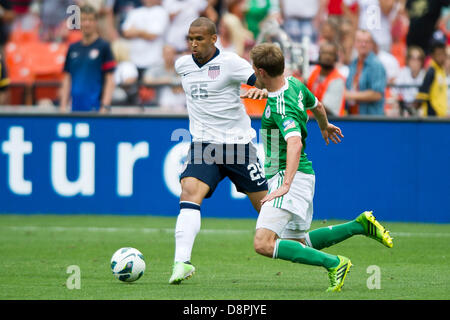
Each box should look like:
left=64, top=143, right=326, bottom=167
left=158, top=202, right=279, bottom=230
left=255, top=171, right=315, bottom=238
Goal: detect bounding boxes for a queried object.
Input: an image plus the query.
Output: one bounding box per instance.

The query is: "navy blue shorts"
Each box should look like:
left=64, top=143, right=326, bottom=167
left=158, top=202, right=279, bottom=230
left=180, top=142, right=268, bottom=198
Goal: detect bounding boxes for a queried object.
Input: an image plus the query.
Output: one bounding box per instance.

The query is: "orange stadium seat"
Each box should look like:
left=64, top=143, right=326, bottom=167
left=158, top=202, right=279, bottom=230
left=4, top=41, right=34, bottom=104
left=5, top=41, right=68, bottom=104
left=9, top=26, right=39, bottom=44
left=27, top=42, right=67, bottom=102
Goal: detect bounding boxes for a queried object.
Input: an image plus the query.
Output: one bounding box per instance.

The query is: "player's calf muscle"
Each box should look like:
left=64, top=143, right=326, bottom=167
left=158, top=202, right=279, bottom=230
left=254, top=230, right=277, bottom=257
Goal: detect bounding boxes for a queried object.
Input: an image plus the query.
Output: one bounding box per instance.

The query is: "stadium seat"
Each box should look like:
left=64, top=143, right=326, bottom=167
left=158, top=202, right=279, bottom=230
left=9, top=26, right=40, bottom=44
left=5, top=41, right=68, bottom=104
left=4, top=41, right=34, bottom=105
left=27, top=42, right=67, bottom=103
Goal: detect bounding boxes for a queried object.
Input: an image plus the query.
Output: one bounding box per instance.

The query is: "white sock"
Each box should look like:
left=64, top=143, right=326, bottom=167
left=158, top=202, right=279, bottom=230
left=174, top=202, right=201, bottom=263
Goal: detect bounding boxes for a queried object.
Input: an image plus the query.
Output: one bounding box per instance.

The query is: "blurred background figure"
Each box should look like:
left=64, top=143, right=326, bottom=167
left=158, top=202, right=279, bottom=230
left=372, top=35, right=400, bottom=85
left=0, top=52, right=9, bottom=104
left=446, top=44, right=450, bottom=116
left=244, top=0, right=281, bottom=40
left=111, top=39, right=139, bottom=106
left=345, top=29, right=387, bottom=115
left=0, top=1, right=14, bottom=54
left=122, top=0, right=169, bottom=79
left=112, top=0, right=142, bottom=38
left=416, top=40, right=448, bottom=117
left=307, top=41, right=346, bottom=116
left=143, top=44, right=185, bottom=112
left=75, top=1, right=117, bottom=41
left=37, top=0, right=75, bottom=42
left=217, top=10, right=253, bottom=57
left=280, top=0, right=326, bottom=44
left=319, top=19, right=339, bottom=44
left=392, top=45, right=425, bottom=116
left=60, top=5, right=116, bottom=113
left=343, top=0, right=400, bottom=53
left=405, top=0, right=450, bottom=55
left=163, top=0, right=209, bottom=53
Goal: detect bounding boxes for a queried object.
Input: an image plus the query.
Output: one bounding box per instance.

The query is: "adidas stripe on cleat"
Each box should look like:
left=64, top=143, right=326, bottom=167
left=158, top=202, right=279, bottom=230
left=356, top=211, right=394, bottom=248
left=327, top=255, right=352, bottom=292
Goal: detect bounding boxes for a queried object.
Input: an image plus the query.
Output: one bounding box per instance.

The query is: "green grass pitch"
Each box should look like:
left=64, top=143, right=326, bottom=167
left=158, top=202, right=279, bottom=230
left=0, top=214, right=449, bottom=300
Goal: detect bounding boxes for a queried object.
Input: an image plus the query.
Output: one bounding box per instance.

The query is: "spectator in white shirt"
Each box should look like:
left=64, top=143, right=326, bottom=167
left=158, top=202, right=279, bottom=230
left=343, top=0, right=400, bottom=53
left=371, top=34, right=400, bottom=85
left=163, top=0, right=208, bottom=53
left=122, top=0, right=169, bottom=77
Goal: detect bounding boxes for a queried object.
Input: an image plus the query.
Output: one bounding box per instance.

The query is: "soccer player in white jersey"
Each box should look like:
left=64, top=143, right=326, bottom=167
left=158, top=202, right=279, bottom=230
left=250, top=43, right=393, bottom=292
left=169, top=17, right=269, bottom=284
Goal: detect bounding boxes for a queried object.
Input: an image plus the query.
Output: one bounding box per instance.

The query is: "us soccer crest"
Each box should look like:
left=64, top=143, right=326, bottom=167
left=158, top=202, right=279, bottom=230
left=89, top=49, right=99, bottom=59
left=208, top=65, right=220, bottom=79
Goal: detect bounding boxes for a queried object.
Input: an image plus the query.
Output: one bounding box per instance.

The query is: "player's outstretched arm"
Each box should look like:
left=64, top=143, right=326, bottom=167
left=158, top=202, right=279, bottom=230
left=311, top=101, right=344, bottom=145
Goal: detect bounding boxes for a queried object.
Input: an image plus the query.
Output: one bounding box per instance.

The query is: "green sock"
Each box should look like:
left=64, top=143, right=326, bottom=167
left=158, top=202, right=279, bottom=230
left=275, top=239, right=340, bottom=269
left=306, top=220, right=365, bottom=250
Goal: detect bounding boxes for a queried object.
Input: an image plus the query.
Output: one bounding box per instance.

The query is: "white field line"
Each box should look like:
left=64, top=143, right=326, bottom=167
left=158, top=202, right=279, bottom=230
left=3, top=225, right=250, bottom=235
left=2, top=226, right=450, bottom=238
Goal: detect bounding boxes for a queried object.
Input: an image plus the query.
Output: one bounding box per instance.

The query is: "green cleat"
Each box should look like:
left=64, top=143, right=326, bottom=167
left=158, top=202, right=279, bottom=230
left=169, top=261, right=195, bottom=285
left=355, top=211, right=394, bottom=248
left=327, top=255, right=352, bottom=292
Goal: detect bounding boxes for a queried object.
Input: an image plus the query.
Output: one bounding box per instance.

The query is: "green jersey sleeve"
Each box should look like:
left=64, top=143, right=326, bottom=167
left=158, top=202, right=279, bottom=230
left=292, top=77, right=318, bottom=110
left=302, top=84, right=318, bottom=110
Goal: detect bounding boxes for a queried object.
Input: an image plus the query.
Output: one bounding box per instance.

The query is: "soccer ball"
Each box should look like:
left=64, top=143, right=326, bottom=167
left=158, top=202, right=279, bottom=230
left=110, top=247, right=146, bottom=282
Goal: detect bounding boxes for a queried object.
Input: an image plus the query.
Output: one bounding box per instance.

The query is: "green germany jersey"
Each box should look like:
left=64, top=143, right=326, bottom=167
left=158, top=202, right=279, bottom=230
left=261, top=76, right=318, bottom=179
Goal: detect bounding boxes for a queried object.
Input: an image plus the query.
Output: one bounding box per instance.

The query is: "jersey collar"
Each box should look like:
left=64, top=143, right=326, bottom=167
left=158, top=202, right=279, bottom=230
left=192, top=47, right=220, bottom=68
left=268, top=78, right=289, bottom=97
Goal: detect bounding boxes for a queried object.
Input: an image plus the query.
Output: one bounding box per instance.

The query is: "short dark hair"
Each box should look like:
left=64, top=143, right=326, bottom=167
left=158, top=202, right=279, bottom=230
left=250, top=43, right=285, bottom=77
left=80, top=5, right=98, bottom=18
left=190, top=17, right=217, bottom=35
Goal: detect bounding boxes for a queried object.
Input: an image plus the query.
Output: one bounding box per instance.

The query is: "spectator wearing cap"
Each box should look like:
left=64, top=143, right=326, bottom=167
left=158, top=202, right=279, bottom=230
left=345, top=29, right=387, bottom=115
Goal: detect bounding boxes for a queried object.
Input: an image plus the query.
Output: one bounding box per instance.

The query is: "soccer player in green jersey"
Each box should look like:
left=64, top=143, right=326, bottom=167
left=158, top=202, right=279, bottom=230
left=247, top=43, right=393, bottom=292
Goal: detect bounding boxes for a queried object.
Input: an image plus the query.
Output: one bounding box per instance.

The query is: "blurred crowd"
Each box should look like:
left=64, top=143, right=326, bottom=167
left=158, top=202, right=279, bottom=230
left=0, top=0, right=449, bottom=117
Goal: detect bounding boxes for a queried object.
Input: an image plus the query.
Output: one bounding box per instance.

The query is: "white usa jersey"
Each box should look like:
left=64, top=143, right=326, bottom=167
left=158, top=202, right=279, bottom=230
left=175, top=49, right=256, bottom=144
